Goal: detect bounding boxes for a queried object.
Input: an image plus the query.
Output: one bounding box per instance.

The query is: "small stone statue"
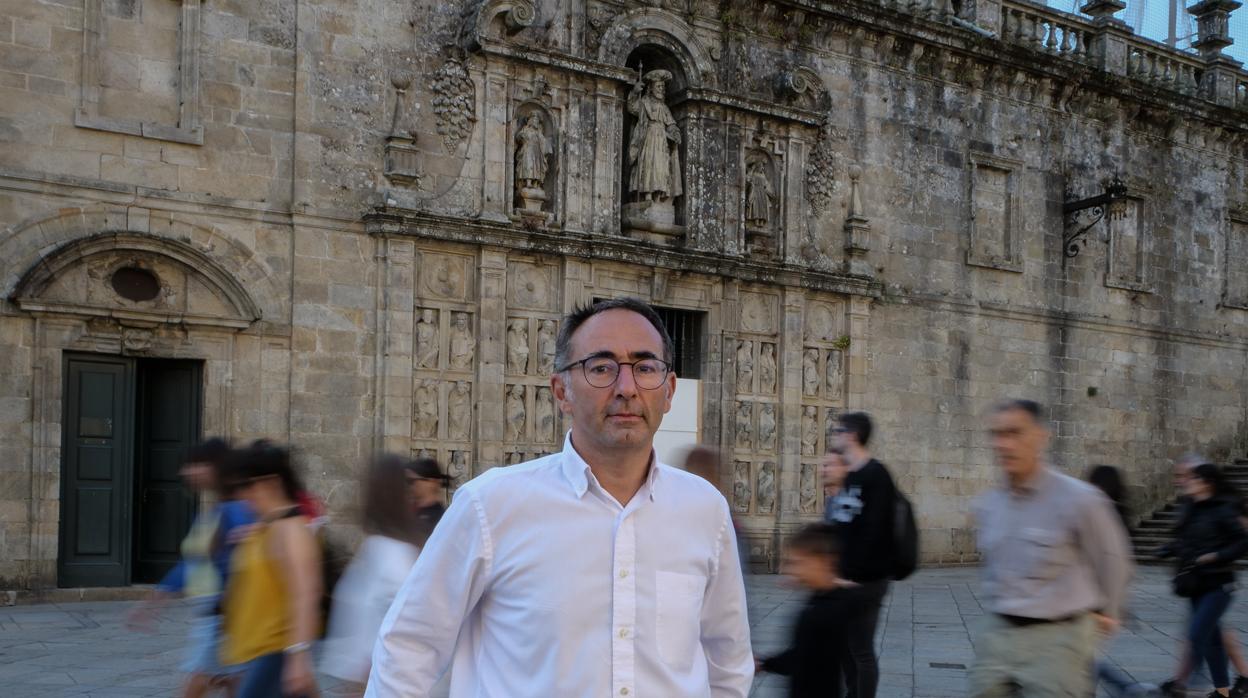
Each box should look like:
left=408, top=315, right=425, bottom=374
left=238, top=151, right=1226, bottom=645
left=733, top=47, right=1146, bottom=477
left=802, top=348, right=820, bottom=397
left=506, top=319, right=530, bottom=374
left=505, top=385, right=526, bottom=442
left=757, top=343, right=777, bottom=394
left=514, top=113, right=550, bottom=191
left=415, top=308, right=438, bottom=369
left=506, top=451, right=524, bottom=465
left=745, top=161, right=774, bottom=227
left=627, top=69, right=682, bottom=202
left=449, top=450, right=468, bottom=485
left=799, top=463, right=818, bottom=513
left=535, top=386, right=555, bottom=442
left=449, top=312, right=474, bottom=371
left=756, top=462, right=776, bottom=513
left=736, top=340, right=754, bottom=392
left=758, top=403, right=777, bottom=451
left=537, top=319, right=557, bottom=375
left=732, top=462, right=752, bottom=513
left=825, top=349, right=844, bottom=400
left=800, top=405, right=819, bottom=455
left=734, top=401, right=752, bottom=450
left=414, top=379, right=439, bottom=439
left=448, top=380, right=472, bottom=440
left=416, top=448, right=434, bottom=460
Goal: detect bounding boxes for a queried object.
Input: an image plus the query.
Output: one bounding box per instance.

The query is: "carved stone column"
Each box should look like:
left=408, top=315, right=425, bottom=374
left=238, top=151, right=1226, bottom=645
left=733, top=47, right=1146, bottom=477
left=1081, top=0, right=1131, bottom=76
left=477, top=248, right=508, bottom=469
left=1190, top=0, right=1244, bottom=106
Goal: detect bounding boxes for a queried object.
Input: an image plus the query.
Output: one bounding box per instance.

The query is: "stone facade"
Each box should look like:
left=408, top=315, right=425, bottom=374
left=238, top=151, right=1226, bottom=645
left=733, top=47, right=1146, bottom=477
left=3, top=0, right=1248, bottom=588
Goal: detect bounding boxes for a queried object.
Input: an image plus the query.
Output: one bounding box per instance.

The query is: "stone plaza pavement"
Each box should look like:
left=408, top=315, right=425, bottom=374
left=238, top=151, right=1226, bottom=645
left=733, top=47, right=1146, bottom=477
left=0, top=566, right=1242, bottom=697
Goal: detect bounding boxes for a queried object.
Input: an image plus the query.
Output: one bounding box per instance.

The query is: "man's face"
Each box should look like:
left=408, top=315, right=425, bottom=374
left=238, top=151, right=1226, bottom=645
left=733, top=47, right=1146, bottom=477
left=649, top=80, right=664, bottom=99
left=988, top=408, right=1047, bottom=480
left=551, top=309, right=675, bottom=455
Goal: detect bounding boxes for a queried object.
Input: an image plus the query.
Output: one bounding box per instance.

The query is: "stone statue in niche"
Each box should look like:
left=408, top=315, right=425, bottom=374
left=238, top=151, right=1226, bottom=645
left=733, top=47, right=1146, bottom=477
left=506, top=319, right=530, bottom=374
left=514, top=113, right=551, bottom=214
left=416, top=448, right=434, bottom=460
left=736, top=340, right=754, bottom=392
left=535, top=386, right=555, bottom=442
left=416, top=308, right=439, bottom=369
left=448, top=450, right=469, bottom=485
left=825, top=408, right=839, bottom=446
left=758, top=403, right=777, bottom=451
left=745, top=161, right=774, bottom=228
left=449, top=312, right=475, bottom=370
left=758, top=343, right=777, bottom=394
left=505, top=385, right=526, bottom=442
left=756, top=462, right=776, bottom=514
left=801, top=405, right=819, bottom=455
left=415, top=379, right=439, bottom=439
left=448, top=380, right=472, bottom=440
left=506, top=451, right=524, bottom=465
left=825, top=349, right=844, bottom=400
left=802, top=348, right=820, bottom=397
left=732, top=461, right=752, bottom=513
left=799, top=463, right=819, bottom=513
left=734, top=401, right=752, bottom=450
left=623, top=69, right=682, bottom=236
left=537, top=319, right=557, bottom=376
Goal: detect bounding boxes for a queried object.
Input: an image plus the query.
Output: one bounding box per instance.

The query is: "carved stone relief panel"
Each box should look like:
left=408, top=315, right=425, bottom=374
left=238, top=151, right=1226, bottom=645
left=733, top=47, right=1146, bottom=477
left=802, top=348, right=820, bottom=397
left=503, top=259, right=563, bottom=451
left=448, top=449, right=471, bottom=488
left=799, top=463, right=819, bottom=514
left=824, top=349, right=844, bottom=401
left=414, top=379, right=439, bottom=439
left=415, top=308, right=440, bottom=369
left=420, top=251, right=475, bottom=301
left=505, top=384, right=527, bottom=442
left=449, top=311, right=476, bottom=370
left=735, top=339, right=754, bottom=393
left=966, top=152, right=1023, bottom=272
left=758, top=342, right=777, bottom=395
left=803, top=300, right=845, bottom=344
left=537, top=319, right=557, bottom=376
left=758, top=403, right=777, bottom=452
left=1225, top=213, right=1248, bottom=309
left=1106, top=198, right=1152, bottom=293
left=447, top=380, right=473, bottom=441
left=734, top=401, right=753, bottom=450
left=740, top=292, right=779, bottom=335
left=732, top=460, right=752, bottom=513
left=507, top=261, right=559, bottom=312
left=756, top=462, right=776, bottom=514
left=800, top=405, right=819, bottom=455
left=535, top=386, right=555, bottom=443
left=506, top=318, right=531, bottom=374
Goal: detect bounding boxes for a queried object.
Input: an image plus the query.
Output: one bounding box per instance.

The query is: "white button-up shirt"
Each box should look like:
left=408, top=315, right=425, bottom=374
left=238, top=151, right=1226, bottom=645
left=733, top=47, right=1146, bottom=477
left=366, top=435, right=754, bottom=697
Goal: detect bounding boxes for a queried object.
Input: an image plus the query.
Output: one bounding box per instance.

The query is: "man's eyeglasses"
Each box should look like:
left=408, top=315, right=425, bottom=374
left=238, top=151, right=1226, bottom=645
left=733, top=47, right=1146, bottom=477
left=557, top=356, right=671, bottom=390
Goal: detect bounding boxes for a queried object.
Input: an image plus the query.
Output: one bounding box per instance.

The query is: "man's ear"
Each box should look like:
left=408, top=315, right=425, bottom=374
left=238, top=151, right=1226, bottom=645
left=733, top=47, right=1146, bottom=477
left=551, top=372, right=573, bottom=415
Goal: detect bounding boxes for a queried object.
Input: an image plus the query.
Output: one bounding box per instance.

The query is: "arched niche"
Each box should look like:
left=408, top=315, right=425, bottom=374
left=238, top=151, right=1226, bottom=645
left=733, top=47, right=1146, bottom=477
left=597, top=9, right=717, bottom=91
left=620, top=43, right=689, bottom=239
left=11, top=233, right=261, bottom=329
left=510, top=102, right=559, bottom=222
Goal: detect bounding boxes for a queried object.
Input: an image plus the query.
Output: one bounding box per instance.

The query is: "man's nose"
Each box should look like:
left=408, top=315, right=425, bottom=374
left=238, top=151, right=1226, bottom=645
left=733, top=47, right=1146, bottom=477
left=614, top=366, right=640, bottom=396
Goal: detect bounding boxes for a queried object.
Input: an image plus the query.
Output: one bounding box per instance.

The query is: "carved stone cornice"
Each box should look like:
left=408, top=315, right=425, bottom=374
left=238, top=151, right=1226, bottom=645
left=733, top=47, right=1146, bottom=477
left=364, top=208, right=882, bottom=298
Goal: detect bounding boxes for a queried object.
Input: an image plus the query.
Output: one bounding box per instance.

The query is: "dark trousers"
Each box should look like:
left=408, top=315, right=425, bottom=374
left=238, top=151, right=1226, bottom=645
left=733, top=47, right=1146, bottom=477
left=1189, top=586, right=1233, bottom=689
left=842, top=579, right=889, bottom=698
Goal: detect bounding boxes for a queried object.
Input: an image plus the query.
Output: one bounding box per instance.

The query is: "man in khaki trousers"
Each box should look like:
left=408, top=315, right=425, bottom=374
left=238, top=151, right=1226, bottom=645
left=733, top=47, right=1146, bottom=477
left=969, top=399, right=1133, bottom=697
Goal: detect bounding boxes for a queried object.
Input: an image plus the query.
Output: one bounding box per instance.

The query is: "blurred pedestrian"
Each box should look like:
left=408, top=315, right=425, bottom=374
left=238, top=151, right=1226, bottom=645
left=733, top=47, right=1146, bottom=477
left=821, top=447, right=849, bottom=505
left=405, top=457, right=448, bottom=546
left=756, top=523, right=856, bottom=698
left=1162, top=455, right=1248, bottom=698
left=684, top=445, right=750, bottom=572
left=322, top=455, right=422, bottom=694
left=1157, top=463, right=1248, bottom=698
left=368, top=298, right=754, bottom=696
left=827, top=411, right=898, bottom=698
left=127, top=438, right=254, bottom=698
left=1085, top=465, right=1159, bottom=698
left=969, top=399, right=1132, bottom=698
left=222, top=440, right=322, bottom=698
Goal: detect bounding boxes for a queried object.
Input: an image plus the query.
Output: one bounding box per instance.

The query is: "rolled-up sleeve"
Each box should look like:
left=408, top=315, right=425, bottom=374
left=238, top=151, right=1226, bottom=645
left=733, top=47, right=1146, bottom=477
left=701, top=504, right=755, bottom=698
left=1078, top=491, right=1133, bottom=622
left=366, top=488, right=493, bottom=697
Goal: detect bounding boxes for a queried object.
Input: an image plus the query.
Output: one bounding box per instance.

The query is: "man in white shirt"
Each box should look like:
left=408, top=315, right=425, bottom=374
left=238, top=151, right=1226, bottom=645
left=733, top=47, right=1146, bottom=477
left=367, top=298, right=754, bottom=697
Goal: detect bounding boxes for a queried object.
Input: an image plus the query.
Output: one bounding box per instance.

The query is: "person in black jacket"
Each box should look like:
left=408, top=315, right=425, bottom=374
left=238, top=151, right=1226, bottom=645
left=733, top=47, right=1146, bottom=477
left=757, top=523, right=856, bottom=698
left=1158, top=463, right=1248, bottom=698
left=826, top=411, right=897, bottom=698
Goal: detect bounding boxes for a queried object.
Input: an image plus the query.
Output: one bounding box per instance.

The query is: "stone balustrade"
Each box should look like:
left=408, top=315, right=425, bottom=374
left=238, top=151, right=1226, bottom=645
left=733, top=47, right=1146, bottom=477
left=1126, top=40, right=1206, bottom=95
left=1000, top=1, right=1095, bottom=64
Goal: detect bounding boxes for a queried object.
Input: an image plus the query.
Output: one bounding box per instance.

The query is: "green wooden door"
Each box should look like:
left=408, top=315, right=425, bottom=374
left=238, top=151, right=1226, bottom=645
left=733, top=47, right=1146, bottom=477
left=132, top=360, right=202, bottom=583
left=59, top=356, right=134, bottom=587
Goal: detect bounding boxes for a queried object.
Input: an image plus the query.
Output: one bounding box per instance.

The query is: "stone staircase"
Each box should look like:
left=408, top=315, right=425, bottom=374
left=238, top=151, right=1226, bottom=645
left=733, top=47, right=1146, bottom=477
left=1131, top=461, right=1248, bottom=567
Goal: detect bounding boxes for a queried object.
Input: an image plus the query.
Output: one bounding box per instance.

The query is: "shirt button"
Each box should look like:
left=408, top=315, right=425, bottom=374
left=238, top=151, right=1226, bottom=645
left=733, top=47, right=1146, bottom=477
left=619, top=569, right=629, bottom=578
left=619, top=627, right=629, bottom=639
left=620, top=689, right=630, bottom=696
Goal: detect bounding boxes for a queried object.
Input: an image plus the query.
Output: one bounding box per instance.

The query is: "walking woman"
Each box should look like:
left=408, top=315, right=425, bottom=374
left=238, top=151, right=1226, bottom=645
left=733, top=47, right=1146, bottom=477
left=1160, top=463, right=1248, bottom=698
left=128, top=438, right=254, bottom=698
left=321, top=454, right=422, bottom=693
left=222, top=440, right=322, bottom=698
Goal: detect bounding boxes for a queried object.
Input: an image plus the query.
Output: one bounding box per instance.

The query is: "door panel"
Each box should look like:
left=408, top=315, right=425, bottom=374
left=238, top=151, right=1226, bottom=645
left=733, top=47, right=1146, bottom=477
left=132, top=360, right=202, bottom=583
left=59, top=357, right=133, bottom=587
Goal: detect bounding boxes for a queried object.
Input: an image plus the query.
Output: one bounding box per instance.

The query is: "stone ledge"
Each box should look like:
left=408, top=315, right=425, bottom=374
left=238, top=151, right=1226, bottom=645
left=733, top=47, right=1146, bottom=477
left=1, top=585, right=156, bottom=606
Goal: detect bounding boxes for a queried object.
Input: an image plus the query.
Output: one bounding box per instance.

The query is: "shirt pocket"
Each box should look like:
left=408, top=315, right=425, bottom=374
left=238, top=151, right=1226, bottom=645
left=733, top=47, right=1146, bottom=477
left=655, top=570, right=705, bottom=670
left=1018, top=528, right=1072, bottom=581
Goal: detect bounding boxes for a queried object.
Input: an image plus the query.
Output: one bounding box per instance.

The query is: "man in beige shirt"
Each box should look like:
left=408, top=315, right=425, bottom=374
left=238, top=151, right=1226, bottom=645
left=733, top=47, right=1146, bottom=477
left=969, top=399, right=1133, bottom=697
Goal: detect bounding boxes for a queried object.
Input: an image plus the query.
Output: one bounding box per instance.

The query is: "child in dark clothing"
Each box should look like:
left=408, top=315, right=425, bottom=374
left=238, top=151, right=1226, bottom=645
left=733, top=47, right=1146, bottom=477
left=757, top=523, right=857, bottom=698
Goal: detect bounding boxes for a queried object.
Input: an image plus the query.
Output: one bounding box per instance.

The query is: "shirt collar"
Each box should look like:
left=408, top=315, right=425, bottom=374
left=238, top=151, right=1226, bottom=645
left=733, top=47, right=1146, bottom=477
left=1007, top=463, right=1053, bottom=497
left=559, top=432, right=663, bottom=502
